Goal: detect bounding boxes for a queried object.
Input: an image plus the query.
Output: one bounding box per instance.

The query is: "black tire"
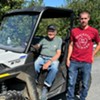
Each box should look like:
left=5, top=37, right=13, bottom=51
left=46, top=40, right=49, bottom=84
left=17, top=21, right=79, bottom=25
left=0, top=90, right=26, bottom=100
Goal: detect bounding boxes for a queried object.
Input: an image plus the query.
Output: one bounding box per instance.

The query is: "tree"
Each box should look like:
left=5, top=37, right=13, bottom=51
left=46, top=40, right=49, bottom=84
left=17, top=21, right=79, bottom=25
left=22, top=0, right=44, bottom=8
left=0, top=0, right=24, bottom=22
left=35, top=0, right=44, bottom=6
left=65, top=0, right=100, bottom=32
left=0, top=0, right=44, bottom=22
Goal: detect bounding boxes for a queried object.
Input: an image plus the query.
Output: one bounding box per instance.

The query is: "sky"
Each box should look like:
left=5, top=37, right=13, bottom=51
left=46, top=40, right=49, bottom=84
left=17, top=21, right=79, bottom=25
left=43, top=0, right=66, bottom=7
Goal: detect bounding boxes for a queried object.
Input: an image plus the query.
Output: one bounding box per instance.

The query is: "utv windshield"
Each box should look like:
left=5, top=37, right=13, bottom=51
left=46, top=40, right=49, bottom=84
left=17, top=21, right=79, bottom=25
left=0, top=14, right=38, bottom=52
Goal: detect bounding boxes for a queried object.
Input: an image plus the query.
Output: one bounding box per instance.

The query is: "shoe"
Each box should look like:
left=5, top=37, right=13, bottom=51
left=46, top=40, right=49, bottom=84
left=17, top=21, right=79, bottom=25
left=41, top=86, right=48, bottom=100
left=35, top=79, right=39, bottom=84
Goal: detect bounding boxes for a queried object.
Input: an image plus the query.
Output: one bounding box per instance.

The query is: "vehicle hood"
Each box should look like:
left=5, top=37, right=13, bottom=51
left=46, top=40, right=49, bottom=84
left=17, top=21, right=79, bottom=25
left=0, top=49, right=27, bottom=68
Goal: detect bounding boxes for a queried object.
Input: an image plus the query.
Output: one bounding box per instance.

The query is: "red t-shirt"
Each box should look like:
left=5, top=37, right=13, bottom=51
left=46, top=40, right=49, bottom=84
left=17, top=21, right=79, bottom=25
left=70, top=26, right=100, bottom=63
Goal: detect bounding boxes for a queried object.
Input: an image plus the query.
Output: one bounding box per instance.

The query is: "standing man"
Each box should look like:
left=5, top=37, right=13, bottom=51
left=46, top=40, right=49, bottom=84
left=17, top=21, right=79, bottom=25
left=34, top=24, right=62, bottom=100
left=66, top=11, right=100, bottom=100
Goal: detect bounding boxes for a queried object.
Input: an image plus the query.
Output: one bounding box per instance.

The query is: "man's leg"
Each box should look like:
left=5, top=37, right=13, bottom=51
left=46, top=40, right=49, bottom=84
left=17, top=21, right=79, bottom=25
left=34, top=56, right=44, bottom=81
left=41, top=85, right=48, bottom=100
left=41, top=60, right=59, bottom=100
left=44, top=60, right=59, bottom=87
left=80, top=63, right=92, bottom=100
left=67, top=61, right=79, bottom=100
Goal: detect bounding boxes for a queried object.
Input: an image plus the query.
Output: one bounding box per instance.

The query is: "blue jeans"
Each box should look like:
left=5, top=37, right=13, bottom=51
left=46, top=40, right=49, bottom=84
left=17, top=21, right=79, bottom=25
left=34, top=55, right=59, bottom=87
left=67, top=60, right=92, bottom=100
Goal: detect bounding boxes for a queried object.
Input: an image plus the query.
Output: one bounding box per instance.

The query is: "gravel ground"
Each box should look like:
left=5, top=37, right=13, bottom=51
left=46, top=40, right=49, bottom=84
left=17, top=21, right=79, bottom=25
left=87, top=57, right=100, bottom=100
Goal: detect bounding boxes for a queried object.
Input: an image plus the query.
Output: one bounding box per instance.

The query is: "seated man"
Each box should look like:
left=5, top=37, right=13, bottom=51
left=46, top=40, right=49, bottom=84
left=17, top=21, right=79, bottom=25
left=34, top=24, right=62, bottom=100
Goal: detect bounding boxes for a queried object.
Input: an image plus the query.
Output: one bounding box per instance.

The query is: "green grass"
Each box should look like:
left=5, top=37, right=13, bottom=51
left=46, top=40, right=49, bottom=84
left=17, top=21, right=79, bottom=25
left=95, top=50, right=100, bottom=57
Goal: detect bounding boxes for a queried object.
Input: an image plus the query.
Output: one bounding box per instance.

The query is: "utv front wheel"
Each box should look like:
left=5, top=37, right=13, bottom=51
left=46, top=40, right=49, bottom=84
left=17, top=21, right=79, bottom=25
left=0, top=90, right=26, bottom=100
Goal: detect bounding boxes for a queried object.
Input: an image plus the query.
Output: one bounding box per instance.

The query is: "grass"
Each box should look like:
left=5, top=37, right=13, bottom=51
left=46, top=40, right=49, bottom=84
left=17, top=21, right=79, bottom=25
left=95, top=50, right=100, bottom=57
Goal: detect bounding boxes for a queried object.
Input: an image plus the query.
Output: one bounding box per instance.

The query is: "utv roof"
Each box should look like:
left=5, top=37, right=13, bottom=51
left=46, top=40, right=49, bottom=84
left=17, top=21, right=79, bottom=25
left=5, top=6, right=74, bottom=18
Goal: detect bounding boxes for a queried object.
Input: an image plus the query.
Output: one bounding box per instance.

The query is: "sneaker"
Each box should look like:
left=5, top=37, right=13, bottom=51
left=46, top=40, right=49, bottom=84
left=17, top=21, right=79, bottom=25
left=41, top=86, right=48, bottom=100
left=35, top=79, right=39, bottom=84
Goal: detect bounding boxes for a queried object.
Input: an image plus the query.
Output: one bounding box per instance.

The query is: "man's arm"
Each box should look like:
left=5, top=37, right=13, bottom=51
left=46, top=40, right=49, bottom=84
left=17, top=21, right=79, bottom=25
left=32, top=38, right=44, bottom=51
left=66, top=41, right=73, bottom=67
left=50, top=50, right=61, bottom=62
left=32, top=44, right=40, bottom=50
left=42, top=50, right=61, bottom=70
left=92, top=42, right=100, bottom=62
left=93, top=42, right=100, bottom=56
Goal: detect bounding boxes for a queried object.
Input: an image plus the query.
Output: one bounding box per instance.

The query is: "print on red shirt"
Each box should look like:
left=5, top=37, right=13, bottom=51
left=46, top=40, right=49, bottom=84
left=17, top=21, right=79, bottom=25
left=76, top=33, right=91, bottom=49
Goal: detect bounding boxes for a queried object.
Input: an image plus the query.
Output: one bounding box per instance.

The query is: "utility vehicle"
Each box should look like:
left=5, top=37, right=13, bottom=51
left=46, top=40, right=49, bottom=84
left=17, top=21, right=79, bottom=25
left=0, top=6, right=79, bottom=100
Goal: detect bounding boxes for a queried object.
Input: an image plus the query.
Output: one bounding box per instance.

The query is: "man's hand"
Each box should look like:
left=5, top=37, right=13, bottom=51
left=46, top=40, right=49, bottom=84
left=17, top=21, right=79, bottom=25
left=66, top=59, right=70, bottom=68
left=42, top=60, right=51, bottom=70
left=66, top=41, right=73, bottom=68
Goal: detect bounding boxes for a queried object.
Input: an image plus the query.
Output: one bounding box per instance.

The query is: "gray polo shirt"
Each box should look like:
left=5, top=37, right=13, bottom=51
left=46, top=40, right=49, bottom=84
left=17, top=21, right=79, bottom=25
left=39, top=36, right=62, bottom=57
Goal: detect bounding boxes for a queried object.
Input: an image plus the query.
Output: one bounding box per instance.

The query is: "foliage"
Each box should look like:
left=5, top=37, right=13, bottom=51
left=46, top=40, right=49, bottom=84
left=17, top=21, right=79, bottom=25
left=65, top=0, right=100, bottom=32
left=35, top=0, right=100, bottom=37
left=0, top=0, right=24, bottom=22
left=1, top=0, right=100, bottom=38
left=35, top=0, right=44, bottom=6
left=22, top=0, right=44, bottom=8
left=95, top=50, right=100, bottom=57
left=36, top=18, right=70, bottom=38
